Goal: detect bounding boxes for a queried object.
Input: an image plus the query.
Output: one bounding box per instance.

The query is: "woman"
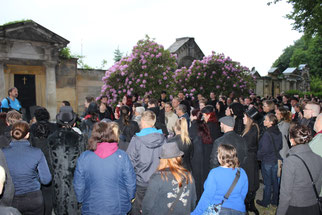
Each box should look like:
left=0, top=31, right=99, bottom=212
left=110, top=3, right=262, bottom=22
left=277, top=124, right=322, bottom=215
left=164, top=102, right=178, bottom=136
left=167, top=118, right=193, bottom=171
left=98, top=102, right=112, bottom=121
left=189, top=108, right=213, bottom=201
left=74, top=122, right=136, bottom=215
left=115, top=105, right=140, bottom=151
left=201, top=105, right=222, bottom=143
left=3, top=121, right=51, bottom=214
left=142, top=141, right=196, bottom=214
left=192, top=144, right=248, bottom=215
left=242, top=107, right=260, bottom=215
left=256, top=113, right=283, bottom=208
left=48, top=106, right=86, bottom=215
left=275, top=106, right=291, bottom=160
left=230, top=102, right=245, bottom=135
left=81, top=102, right=99, bottom=138
left=215, top=101, right=226, bottom=119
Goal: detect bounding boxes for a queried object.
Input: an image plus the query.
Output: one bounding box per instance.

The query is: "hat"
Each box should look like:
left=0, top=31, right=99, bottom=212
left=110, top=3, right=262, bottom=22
left=201, top=105, right=214, bottom=114
left=229, top=102, right=245, bottom=117
left=245, top=107, right=259, bottom=121
left=56, top=106, right=77, bottom=126
left=160, top=141, right=184, bottom=159
left=219, top=116, right=235, bottom=127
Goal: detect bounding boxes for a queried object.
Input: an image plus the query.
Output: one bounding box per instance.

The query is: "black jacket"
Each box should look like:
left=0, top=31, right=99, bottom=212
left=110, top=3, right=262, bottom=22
left=142, top=169, right=196, bottom=215
left=0, top=149, right=14, bottom=207
left=210, top=131, right=248, bottom=169
left=116, top=118, right=140, bottom=151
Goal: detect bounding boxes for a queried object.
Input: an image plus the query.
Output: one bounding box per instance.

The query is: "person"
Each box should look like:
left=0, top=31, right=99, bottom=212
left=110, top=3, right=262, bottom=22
left=256, top=113, right=283, bottom=208
left=210, top=116, right=248, bottom=169
left=159, top=90, right=168, bottom=104
left=3, top=121, right=52, bottom=214
left=80, top=102, right=99, bottom=138
left=215, top=101, right=226, bottom=119
left=142, top=141, right=196, bottom=214
left=276, top=124, right=322, bottom=215
left=0, top=149, right=14, bottom=207
left=259, top=100, right=276, bottom=137
left=61, top=100, right=70, bottom=107
left=171, top=97, right=180, bottom=112
left=189, top=109, right=213, bottom=201
left=132, top=106, right=145, bottom=128
left=167, top=118, right=193, bottom=171
left=242, top=107, right=260, bottom=215
left=47, top=106, right=86, bottom=215
left=207, top=92, right=217, bottom=108
left=0, top=165, right=21, bottom=215
left=192, top=144, right=248, bottom=215
left=0, top=87, right=21, bottom=113
left=201, top=105, right=222, bottom=148
left=309, top=113, right=322, bottom=173
left=98, top=102, right=110, bottom=121
left=126, top=110, right=166, bottom=214
left=147, top=99, right=168, bottom=136
left=300, top=101, right=320, bottom=137
left=176, top=104, right=190, bottom=127
left=81, top=96, right=95, bottom=118
left=99, top=95, right=115, bottom=120
left=229, top=102, right=245, bottom=135
left=178, top=92, right=191, bottom=115
left=164, top=102, right=178, bottom=136
left=275, top=107, right=291, bottom=161
left=0, top=110, right=22, bottom=149
left=73, top=122, right=136, bottom=214
left=29, top=107, right=57, bottom=138
left=116, top=105, right=140, bottom=151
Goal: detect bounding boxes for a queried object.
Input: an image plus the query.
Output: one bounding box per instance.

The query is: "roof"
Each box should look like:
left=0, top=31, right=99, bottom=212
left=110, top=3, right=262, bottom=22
left=283, top=67, right=297, bottom=74
left=298, top=64, right=307, bottom=70
left=0, top=20, right=69, bottom=46
left=268, top=67, right=278, bottom=73
left=168, top=37, right=191, bottom=53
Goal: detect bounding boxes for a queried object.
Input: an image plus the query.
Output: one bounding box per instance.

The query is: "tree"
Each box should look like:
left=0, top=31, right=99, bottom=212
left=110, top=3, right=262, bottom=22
left=268, top=0, right=322, bottom=37
left=113, top=47, right=123, bottom=62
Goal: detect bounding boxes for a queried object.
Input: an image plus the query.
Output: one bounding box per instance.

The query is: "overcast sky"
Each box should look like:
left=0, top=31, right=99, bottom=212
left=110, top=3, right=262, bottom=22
left=1, top=0, right=302, bottom=76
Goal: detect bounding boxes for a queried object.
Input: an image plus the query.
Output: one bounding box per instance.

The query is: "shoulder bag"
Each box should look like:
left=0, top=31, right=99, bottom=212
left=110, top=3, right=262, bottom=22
left=290, top=154, right=322, bottom=214
left=203, top=168, right=241, bottom=215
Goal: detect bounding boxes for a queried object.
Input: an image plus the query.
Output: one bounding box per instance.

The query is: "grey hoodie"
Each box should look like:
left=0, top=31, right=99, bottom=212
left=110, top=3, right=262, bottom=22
left=126, top=130, right=166, bottom=187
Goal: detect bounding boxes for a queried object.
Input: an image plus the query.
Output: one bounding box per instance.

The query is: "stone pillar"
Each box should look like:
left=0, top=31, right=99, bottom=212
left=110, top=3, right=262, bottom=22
left=0, top=63, right=5, bottom=99
left=44, top=61, right=57, bottom=121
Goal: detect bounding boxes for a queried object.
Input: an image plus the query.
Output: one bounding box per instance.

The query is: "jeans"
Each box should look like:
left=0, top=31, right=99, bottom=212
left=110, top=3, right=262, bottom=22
left=261, top=162, right=279, bottom=206
left=220, top=207, right=246, bottom=215
left=12, top=190, right=44, bottom=215
left=130, top=185, right=147, bottom=215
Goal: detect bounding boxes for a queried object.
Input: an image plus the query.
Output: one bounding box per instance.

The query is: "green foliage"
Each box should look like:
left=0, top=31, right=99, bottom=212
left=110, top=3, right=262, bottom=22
left=59, top=47, right=73, bottom=59
left=310, top=76, right=322, bottom=93
left=113, top=47, right=123, bottom=62
left=74, top=54, right=93, bottom=69
left=285, top=89, right=322, bottom=98
left=272, top=35, right=322, bottom=77
left=1, top=19, right=32, bottom=26
left=268, top=0, right=322, bottom=37
left=98, top=59, right=108, bottom=70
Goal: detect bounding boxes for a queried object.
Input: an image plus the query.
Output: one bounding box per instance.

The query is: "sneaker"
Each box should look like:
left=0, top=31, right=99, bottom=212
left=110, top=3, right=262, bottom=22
left=256, top=200, right=269, bottom=208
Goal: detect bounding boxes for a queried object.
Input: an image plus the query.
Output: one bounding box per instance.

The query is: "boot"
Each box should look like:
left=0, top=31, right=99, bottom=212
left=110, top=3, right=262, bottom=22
left=250, top=199, right=259, bottom=215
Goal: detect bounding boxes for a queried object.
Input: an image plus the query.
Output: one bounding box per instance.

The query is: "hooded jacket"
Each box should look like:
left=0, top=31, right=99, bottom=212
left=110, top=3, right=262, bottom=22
left=73, top=143, right=136, bottom=215
left=126, top=127, right=166, bottom=187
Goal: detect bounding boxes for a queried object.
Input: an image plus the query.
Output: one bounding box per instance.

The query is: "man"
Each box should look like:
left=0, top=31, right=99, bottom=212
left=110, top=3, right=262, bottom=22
left=309, top=113, right=322, bottom=158
left=133, top=106, right=145, bottom=128
left=259, top=100, right=275, bottom=137
left=81, top=96, right=94, bottom=118
left=159, top=91, right=168, bottom=104
left=300, top=101, right=320, bottom=137
left=210, top=116, right=247, bottom=169
left=171, top=97, right=180, bottom=111
left=1, top=87, right=21, bottom=113
left=282, top=95, right=291, bottom=111
left=207, top=92, right=217, bottom=108
left=290, top=97, right=298, bottom=115
left=126, top=111, right=166, bottom=214
left=244, top=97, right=252, bottom=108
left=147, top=99, right=168, bottom=136
left=178, top=92, right=191, bottom=115
left=176, top=104, right=190, bottom=127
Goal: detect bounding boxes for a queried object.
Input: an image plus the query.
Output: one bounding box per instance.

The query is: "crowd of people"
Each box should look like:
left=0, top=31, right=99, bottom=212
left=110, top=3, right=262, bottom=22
left=0, top=87, right=321, bottom=215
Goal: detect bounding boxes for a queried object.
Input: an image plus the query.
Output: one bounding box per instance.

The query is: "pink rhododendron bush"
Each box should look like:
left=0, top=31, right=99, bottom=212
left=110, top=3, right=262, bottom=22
left=100, top=36, right=177, bottom=104
left=174, top=52, right=256, bottom=99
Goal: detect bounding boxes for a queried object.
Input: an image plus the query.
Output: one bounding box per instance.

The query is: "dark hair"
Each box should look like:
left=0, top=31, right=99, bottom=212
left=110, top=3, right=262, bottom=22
left=277, top=107, right=291, bottom=122
left=33, top=122, right=50, bottom=138
left=205, top=112, right=218, bottom=123
left=217, top=101, right=225, bottom=112
left=120, top=105, right=130, bottom=126
left=218, top=144, right=239, bottom=169
left=8, top=87, right=17, bottom=96
left=148, top=98, right=158, bottom=107
left=34, top=108, right=50, bottom=122
left=85, top=96, right=95, bottom=103
left=266, top=113, right=278, bottom=126
left=0, top=113, right=7, bottom=126
left=289, top=124, right=312, bottom=145
left=62, top=101, right=70, bottom=106
left=133, top=102, right=142, bottom=108
left=88, top=122, right=119, bottom=151
left=11, top=121, right=29, bottom=140
left=192, top=109, right=212, bottom=145
left=87, top=102, right=99, bottom=122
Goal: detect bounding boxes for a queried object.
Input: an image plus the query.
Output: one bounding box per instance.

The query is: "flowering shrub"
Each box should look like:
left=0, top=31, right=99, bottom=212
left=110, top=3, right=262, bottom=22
left=100, top=36, right=177, bottom=104
left=174, top=52, right=255, bottom=99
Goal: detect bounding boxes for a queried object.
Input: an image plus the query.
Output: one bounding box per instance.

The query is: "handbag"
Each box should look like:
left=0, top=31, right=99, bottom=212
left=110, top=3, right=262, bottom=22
left=203, top=168, right=241, bottom=215
left=290, top=154, right=322, bottom=214
left=267, top=132, right=283, bottom=177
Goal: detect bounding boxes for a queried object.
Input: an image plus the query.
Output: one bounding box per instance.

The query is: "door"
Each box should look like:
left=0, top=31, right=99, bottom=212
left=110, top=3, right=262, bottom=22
left=14, top=74, right=36, bottom=121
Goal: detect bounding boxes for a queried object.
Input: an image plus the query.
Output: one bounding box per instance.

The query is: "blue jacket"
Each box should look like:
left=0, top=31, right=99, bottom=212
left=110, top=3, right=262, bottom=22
left=73, top=149, right=136, bottom=215
left=257, top=126, right=283, bottom=164
left=191, top=167, right=248, bottom=214
left=3, top=140, right=51, bottom=195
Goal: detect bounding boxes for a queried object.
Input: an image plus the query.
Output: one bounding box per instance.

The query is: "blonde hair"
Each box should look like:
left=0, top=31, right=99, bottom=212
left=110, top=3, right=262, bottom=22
left=218, top=144, right=240, bottom=169
left=141, top=110, right=156, bottom=127
left=242, top=114, right=260, bottom=140
left=174, top=118, right=191, bottom=145
left=158, top=157, right=192, bottom=188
